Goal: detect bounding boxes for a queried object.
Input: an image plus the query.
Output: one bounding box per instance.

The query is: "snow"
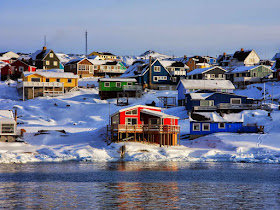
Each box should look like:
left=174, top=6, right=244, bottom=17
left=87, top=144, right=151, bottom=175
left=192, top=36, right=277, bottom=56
left=23, top=71, right=79, bottom=79
left=1, top=78, right=280, bottom=164
left=190, top=112, right=244, bottom=123
left=0, top=110, right=15, bottom=124
left=189, top=92, right=214, bottom=100
left=99, top=78, right=136, bottom=82
left=178, top=79, right=235, bottom=90
left=229, top=65, right=272, bottom=74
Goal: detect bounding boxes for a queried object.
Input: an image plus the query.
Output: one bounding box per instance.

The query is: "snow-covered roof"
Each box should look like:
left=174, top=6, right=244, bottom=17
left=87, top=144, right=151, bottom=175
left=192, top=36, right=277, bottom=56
left=0, top=110, right=15, bottom=123
left=30, top=49, right=51, bottom=60
left=190, top=112, right=244, bottom=123
left=23, top=71, right=79, bottom=79
left=272, top=53, right=280, bottom=61
left=229, top=65, right=272, bottom=74
left=88, top=59, right=106, bottom=65
left=178, top=79, right=235, bottom=90
left=189, top=92, right=215, bottom=100
left=99, top=78, right=137, bottom=82
left=111, top=105, right=161, bottom=117
left=141, top=109, right=179, bottom=119
left=187, top=66, right=226, bottom=76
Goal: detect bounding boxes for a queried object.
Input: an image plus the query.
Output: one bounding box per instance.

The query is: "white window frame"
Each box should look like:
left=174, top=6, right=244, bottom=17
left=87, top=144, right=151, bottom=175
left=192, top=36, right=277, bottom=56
left=89, top=66, right=93, bottom=73
left=154, top=66, right=161, bottom=72
left=116, top=82, right=121, bottom=88
left=218, top=122, right=225, bottom=129
left=153, top=76, right=158, bottom=82
left=46, top=60, right=50, bottom=65
left=230, top=98, right=241, bottom=105
left=125, top=109, right=138, bottom=115
left=125, top=117, right=138, bottom=125
left=19, top=66, right=24, bottom=72
left=193, top=123, right=200, bottom=131
left=211, top=74, right=215, bottom=79
left=50, top=53, right=53, bottom=58
left=67, top=79, right=72, bottom=83
left=104, top=82, right=110, bottom=87
left=53, top=61, right=57, bottom=66
left=202, top=123, right=210, bottom=131
left=200, top=100, right=214, bottom=107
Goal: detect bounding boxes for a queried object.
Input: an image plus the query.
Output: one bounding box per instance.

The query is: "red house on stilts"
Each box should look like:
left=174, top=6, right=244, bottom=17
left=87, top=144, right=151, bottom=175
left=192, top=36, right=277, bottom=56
left=109, top=105, right=180, bottom=146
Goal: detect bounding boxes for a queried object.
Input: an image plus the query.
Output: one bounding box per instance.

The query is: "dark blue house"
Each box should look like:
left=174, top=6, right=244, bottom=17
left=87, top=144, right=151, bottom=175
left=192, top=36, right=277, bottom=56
left=190, top=112, right=261, bottom=139
left=185, top=90, right=260, bottom=112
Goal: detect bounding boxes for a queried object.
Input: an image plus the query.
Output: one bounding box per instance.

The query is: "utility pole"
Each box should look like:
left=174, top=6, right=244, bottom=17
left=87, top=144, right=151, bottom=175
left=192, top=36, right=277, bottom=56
left=85, top=30, right=88, bottom=57
left=149, top=56, right=152, bottom=89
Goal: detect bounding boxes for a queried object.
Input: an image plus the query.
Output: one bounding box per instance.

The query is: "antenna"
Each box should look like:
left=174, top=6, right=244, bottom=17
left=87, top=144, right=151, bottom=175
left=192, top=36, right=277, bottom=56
left=44, top=35, right=46, bottom=46
left=85, top=30, right=88, bottom=57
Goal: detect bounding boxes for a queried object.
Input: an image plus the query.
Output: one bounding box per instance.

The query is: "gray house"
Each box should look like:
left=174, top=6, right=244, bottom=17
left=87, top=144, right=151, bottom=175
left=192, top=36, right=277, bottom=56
left=187, top=66, right=227, bottom=80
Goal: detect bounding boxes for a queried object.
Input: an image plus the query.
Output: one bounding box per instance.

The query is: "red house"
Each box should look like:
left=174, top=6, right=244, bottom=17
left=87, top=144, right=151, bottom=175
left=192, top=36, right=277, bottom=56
left=1, top=60, right=36, bottom=81
left=109, top=105, right=180, bottom=146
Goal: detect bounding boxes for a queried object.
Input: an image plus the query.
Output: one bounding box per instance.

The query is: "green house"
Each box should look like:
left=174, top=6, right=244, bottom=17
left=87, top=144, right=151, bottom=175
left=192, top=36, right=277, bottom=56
left=98, top=78, right=142, bottom=99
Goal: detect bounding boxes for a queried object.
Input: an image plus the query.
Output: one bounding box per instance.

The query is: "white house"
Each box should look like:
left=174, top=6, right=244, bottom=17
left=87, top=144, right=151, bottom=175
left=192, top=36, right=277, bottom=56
left=0, top=110, right=18, bottom=142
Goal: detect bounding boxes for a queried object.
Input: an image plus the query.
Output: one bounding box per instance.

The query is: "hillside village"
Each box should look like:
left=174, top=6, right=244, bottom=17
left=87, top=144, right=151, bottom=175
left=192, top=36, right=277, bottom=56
left=0, top=47, right=280, bottom=163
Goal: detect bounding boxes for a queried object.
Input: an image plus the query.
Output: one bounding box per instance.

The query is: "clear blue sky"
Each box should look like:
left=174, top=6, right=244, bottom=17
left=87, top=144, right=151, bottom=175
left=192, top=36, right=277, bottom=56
left=1, top=0, right=280, bottom=59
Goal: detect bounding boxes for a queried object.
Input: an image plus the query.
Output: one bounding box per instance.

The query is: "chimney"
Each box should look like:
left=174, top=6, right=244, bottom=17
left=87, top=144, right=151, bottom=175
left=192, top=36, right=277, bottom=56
left=184, top=55, right=187, bottom=59
left=149, top=56, right=152, bottom=89
left=14, top=109, right=17, bottom=122
left=223, top=52, right=226, bottom=56
left=241, top=48, right=244, bottom=52
left=43, top=46, right=47, bottom=51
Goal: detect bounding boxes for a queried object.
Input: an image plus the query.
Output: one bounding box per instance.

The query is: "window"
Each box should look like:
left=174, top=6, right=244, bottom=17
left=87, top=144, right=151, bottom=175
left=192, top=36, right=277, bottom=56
left=154, top=66, right=161, bottom=72
left=149, top=118, right=159, bottom=125
left=50, top=53, right=53, bottom=58
left=31, top=78, right=40, bottom=82
left=46, top=61, right=50, bottom=65
left=193, top=123, right=200, bottom=131
left=202, top=123, right=210, bottom=131
left=53, top=61, right=57, bottom=66
left=167, top=67, right=173, bottom=71
left=211, top=74, right=215, bottom=79
left=46, top=79, right=50, bottom=82
left=125, top=118, right=137, bottom=125
left=219, top=122, right=225, bottom=129
left=231, top=98, right=241, bottom=105
left=78, top=64, right=90, bottom=71
left=200, top=100, right=214, bottom=106
left=104, top=82, right=110, bottom=87
left=154, top=76, right=158, bottom=82
left=108, top=66, right=111, bottom=70
left=253, top=72, right=257, bottom=77
left=218, top=74, right=223, bottom=78
left=112, top=114, right=119, bottom=125
left=1, top=124, right=14, bottom=134
left=19, top=66, right=24, bottom=72
left=57, top=79, right=60, bottom=82
left=94, top=65, right=98, bottom=70
left=116, top=82, right=121, bottom=88
left=127, top=82, right=132, bottom=86
left=68, top=79, right=72, bottom=83
left=172, top=77, right=177, bottom=82
left=125, top=109, right=137, bottom=115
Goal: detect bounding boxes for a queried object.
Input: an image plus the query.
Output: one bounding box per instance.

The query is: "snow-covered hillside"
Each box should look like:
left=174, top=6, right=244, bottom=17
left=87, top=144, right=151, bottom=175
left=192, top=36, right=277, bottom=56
left=1, top=79, right=280, bottom=163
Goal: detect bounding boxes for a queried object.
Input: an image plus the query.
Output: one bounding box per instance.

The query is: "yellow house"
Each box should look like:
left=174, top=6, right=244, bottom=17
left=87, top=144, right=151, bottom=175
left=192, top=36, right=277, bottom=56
left=21, top=71, right=79, bottom=100
left=88, top=51, right=117, bottom=60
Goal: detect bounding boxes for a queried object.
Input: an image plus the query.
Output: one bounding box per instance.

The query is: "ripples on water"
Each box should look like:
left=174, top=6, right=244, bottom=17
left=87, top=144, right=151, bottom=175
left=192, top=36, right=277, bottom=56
left=0, top=162, right=279, bottom=209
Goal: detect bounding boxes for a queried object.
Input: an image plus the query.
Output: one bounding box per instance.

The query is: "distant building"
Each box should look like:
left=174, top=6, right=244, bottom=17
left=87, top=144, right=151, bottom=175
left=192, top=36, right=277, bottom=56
left=217, top=48, right=260, bottom=67
left=187, top=66, right=227, bottom=80
left=29, top=46, right=61, bottom=70
left=186, top=56, right=210, bottom=72
left=176, top=79, right=235, bottom=106
left=64, top=58, right=94, bottom=78
left=0, top=60, right=36, bottom=81
left=0, top=51, right=19, bottom=59
left=0, top=110, right=19, bottom=142
left=88, top=51, right=117, bottom=60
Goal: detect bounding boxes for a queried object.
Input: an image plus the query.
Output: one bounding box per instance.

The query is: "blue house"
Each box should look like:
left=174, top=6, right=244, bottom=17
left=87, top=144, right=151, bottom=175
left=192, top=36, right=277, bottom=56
left=121, top=58, right=188, bottom=90
left=176, top=79, right=235, bottom=106
left=190, top=112, right=261, bottom=139
left=185, top=90, right=260, bottom=112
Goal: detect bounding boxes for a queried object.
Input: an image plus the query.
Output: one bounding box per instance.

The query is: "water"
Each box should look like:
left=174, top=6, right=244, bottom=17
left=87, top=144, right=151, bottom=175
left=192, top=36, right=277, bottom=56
left=0, top=162, right=279, bottom=209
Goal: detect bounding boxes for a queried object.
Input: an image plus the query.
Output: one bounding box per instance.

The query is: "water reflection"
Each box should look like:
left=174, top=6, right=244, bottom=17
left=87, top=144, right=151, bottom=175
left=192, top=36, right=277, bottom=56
left=0, top=162, right=279, bottom=208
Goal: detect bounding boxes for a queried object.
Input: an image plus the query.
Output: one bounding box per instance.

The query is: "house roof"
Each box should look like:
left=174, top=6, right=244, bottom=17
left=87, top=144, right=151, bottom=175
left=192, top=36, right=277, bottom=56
left=99, top=78, right=137, bottom=82
left=190, top=112, right=244, bottom=123
left=272, top=53, right=280, bottom=61
left=233, top=50, right=252, bottom=61
left=228, top=65, right=272, bottom=74
left=187, top=66, right=226, bottom=76
left=177, top=79, right=235, bottom=90
left=65, top=58, right=84, bottom=65
left=23, top=71, right=79, bottom=79
left=111, top=105, right=161, bottom=117
left=141, top=109, right=179, bottom=119
left=30, top=49, right=52, bottom=60
left=0, top=110, right=15, bottom=123
left=189, top=92, right=215, bottom=100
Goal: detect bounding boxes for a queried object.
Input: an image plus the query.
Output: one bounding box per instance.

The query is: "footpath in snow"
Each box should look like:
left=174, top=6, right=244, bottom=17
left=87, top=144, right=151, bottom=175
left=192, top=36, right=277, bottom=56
left=0, top=79, right=280, bottom=164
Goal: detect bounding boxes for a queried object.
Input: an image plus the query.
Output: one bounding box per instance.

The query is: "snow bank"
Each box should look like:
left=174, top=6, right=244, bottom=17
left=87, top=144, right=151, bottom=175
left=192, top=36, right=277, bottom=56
left=0, top=80, right=280, bottom=163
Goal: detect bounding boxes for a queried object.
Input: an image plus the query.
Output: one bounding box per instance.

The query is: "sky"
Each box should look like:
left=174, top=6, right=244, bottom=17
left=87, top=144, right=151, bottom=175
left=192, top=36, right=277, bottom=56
left=1, top=0, right=280, bottom=59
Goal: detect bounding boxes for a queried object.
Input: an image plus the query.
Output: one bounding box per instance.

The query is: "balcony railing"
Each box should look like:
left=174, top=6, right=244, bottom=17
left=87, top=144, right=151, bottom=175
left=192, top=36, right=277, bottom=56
left=234, top=77, right=262, bottom=83
left=18, top=81, right=64, bottom=88
left=193, top=103, right=261, bottom=111
left=123, top=85, right=142, bottom=91
left=193, top=106, right=217, bottom=111
left=110, top=124, right=180, bottom=133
